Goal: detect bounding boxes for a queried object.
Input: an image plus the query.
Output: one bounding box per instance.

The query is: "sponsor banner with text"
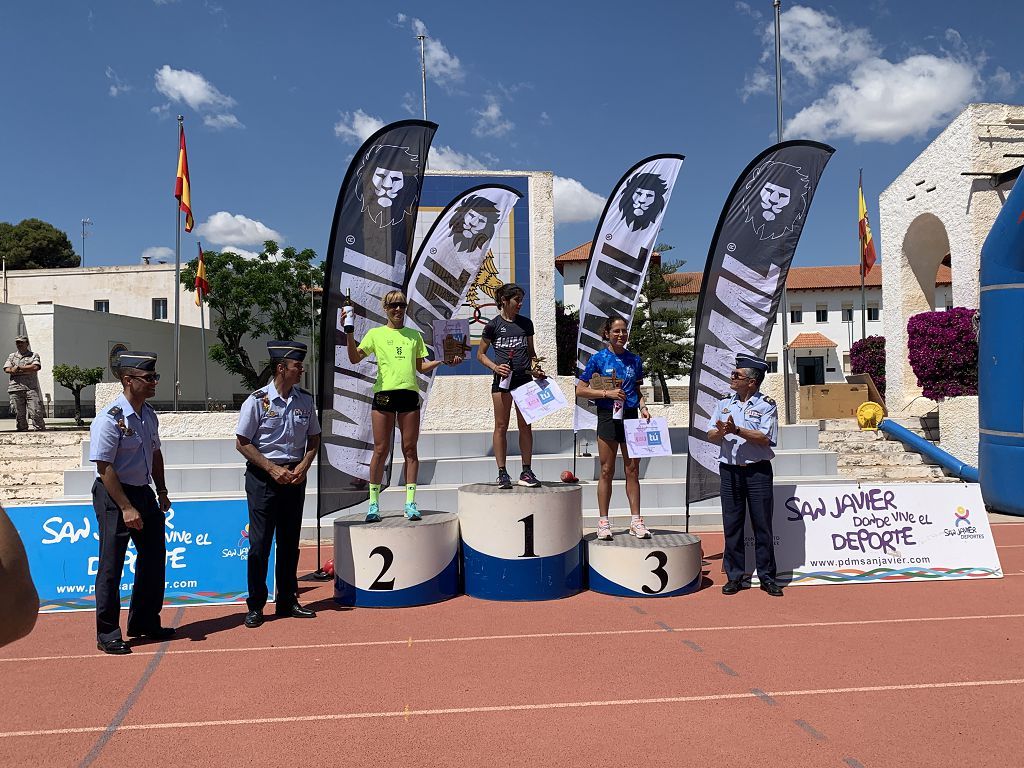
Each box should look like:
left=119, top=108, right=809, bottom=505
left=745, top=483, right=1002, bottom=586
left=8, top=498, right=271, bottom=612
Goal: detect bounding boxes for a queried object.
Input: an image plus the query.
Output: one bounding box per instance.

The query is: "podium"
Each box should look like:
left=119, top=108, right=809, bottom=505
left=458, top=482, right=583, bottom=601
left=333, top=511, right=460, bottom=607
left=587, top=531, right=703, bottom=597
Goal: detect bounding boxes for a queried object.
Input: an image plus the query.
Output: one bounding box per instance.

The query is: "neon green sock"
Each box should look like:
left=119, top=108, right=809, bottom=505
left=369, top=484, right=381, bottom=504
left=406, top=483, right=417, bottom=504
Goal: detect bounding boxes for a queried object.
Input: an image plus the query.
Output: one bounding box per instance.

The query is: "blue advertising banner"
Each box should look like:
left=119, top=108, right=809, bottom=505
left=7, top=498, right=271, bottom=612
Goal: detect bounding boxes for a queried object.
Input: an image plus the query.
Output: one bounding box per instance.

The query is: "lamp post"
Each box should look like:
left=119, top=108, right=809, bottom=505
left=81, top=218, right=92, bottom=266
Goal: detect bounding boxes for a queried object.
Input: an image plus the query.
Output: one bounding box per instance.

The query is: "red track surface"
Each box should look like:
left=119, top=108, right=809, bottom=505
left=3, top=523, right=1024, bottom=768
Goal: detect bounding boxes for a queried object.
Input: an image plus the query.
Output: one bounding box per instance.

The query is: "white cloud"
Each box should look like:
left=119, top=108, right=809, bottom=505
left=150, top=103, right=171, bottom=119
left=333, top=109, right=385, bottom=143
left=786, top=54, right=980, bottom=143
left=204, top=113, right=243, bottom=130
left=539, top=111, right=550, bottom=125
left=991, top=66, right=1022, bottom=98
left=195, top=212, right=283, bottom=247
left=773, top=5, right=876, bottom=83
left=473, top=95, right=514, bottom=138
left=398, top=17, right=464, bottom=87
left=154, top=65, right=236, bottom=111
left=428, top=145, right=489, bottom=171
left=218, top=246, right=264, bottom=260
left=105, top=66, right=131, bottom=97
left=553, top=176, right=605, bottom=225
left=141, top=246, right=173, bottom=262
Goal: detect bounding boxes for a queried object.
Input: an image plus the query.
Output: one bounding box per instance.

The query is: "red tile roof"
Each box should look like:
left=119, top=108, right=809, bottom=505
left=790, top=332, right=838, bottom=349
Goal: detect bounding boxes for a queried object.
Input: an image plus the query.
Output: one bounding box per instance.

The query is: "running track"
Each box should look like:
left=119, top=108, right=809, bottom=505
left=3, top=521, right=1023, bottom=767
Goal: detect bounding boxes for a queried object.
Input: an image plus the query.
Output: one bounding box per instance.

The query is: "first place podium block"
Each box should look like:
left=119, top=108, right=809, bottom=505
left=333, top=511, right=460, bottom=608
left=459, top=482, right=583, bottom=601
left=587, top=531, right=703, bottom=597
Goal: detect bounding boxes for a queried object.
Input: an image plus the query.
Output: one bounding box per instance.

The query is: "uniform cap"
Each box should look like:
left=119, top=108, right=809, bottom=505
left=117, top=351, right=158, bottom=371
left=267, top=339, right=307, bottom=361
left=736, top=353, right=769, bottom=373
left=14, top=335, right=28, bottom=343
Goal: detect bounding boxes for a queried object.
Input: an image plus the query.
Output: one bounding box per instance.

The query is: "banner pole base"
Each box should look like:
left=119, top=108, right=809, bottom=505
left=309, top=514, right=332, bottom=581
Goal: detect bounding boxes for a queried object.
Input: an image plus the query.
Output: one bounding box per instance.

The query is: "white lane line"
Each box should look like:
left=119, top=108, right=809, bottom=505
left=3, top=678, right=1022, bottom=739
left=5, top=612, right=1024, bottom=664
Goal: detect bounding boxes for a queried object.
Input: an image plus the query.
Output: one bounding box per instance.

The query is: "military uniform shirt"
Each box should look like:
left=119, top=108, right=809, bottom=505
left=89, top=394, right=162, bottom=485
left=709, top=391, right=778, bottom=465
left=235, top=380, right=321, bottom=462
left=5, top=350, right=41, bottom=393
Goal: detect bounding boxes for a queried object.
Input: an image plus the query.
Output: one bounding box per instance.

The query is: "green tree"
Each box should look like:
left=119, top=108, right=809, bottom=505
left=0, top=219, right=79, bottom=269
left=554, top=301, right=579, bottom=375
left=52, top=364, right=104, bottom=426
left=628, top=245, right=694, bottom=404
left=180, top=241, right=323, bottom=391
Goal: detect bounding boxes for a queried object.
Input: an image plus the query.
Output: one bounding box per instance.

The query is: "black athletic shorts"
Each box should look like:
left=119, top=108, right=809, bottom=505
left=491, top=371, right=533, bottom=394
left=372, top=389, right=420, bottom=414
left=596, top=406, right=639, bottom=443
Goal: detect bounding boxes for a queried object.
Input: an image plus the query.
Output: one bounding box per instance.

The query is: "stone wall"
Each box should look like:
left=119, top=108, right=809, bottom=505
left=938, top=395, right=979, bottom=468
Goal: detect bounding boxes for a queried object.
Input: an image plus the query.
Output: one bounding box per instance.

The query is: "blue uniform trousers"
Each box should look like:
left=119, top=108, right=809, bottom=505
left=245, top=463, right=306, bottom=611
left=720, top=460, right=777, bottom=583
left=92, top=480, right=166, bottom=642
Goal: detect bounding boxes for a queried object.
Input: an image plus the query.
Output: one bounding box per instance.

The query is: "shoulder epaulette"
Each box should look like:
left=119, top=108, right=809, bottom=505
left=107, top=405, right=123, bottom=418
left=761, top=395, right=776, bottom=406
left=251, top=389, right=267, bottom=399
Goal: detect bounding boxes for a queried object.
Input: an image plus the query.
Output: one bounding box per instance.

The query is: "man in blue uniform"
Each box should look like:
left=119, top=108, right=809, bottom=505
left=90, top=351, right=172, bottom=654
left=236, top=340, right=321, bottom=628
left=707, top=354, right=783, bottom=597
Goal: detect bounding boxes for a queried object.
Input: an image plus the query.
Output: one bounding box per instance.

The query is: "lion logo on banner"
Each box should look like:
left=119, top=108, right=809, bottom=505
left=743, top=160, right=810, bottom=241
left=617, top=171, right=668, bottom=232
left=448, top=194, right=500, bottom=253
left=354, top=143, right=423, bottom=228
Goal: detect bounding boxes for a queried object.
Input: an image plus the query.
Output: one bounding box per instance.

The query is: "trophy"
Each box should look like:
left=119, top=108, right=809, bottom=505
left=530, top=356, right=547, bottom=377
left=589, top=372, right=622, bottom=392
left=442, top=333, right=471, bottom=364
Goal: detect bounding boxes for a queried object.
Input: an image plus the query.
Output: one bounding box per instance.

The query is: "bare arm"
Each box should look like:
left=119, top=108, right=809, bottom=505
left=96, top=461, right=143, bottom=530
left=235, top=435, right=295, bottom=484
left=347, top=332, right=368, bottom=364
left=477, top=337, right=510, bottom=377
left=152, top=450, right=171, bottom=512
left=0, top=505, right=39, bottom=648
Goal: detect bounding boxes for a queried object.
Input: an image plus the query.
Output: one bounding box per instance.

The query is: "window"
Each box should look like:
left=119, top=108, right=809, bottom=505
left=766, top=356, right=779, bottom=374
left=815, top=304, right=828, bottom=323
left=867, top=303, right=880, bottom=322
left=152, top=298, right=168, bottom=320
left=94, top=300, right=110, bottom=313
left=841, top=304, right=854, bottom=322
left=843, top=353, right=851, bottom=373
left=790, top=305, right=803, bottom=324
left=578, top=275, right=585, bottom=288
left=945, top=302, right=954, bottom=311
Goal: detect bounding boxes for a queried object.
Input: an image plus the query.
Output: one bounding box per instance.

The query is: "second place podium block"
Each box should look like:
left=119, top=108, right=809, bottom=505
left=459, top=483, right=583, bottom=601
left=333, top=511, right=460, bottom=607
left=587, top=531, right=703, bottom=597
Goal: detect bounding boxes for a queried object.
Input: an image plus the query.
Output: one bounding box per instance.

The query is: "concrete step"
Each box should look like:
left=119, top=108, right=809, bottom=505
left=61, top=449, right=840, bottom=497
left=1, top=485, right=65, bottom=502
left=0, top=457, right=80, bottom=472
left=835, top=453, right=934, bottom=468
left=823, top=440, right=908, bottom=455
left=0, top=431, right=87, bottom=446
left=0, top=471, right=63, bottom=486
left=837, top=465, right=953, bottom=481
left=0, top=443, right=83, bottom=460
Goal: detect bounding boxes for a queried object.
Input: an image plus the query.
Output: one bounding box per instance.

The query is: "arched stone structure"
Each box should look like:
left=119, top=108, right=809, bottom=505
left=879, top=103, right=1024, bottom=412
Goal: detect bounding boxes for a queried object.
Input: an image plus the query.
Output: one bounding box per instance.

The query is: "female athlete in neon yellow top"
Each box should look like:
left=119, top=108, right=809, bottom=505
left=346, top=289, right=464, bottom=522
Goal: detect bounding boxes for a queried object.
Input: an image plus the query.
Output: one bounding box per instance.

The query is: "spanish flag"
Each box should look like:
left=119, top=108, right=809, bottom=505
left=195, top=243, right=209, bottom=306
left=858, top=171, right=876, bottom=276
left=175, top=124, right=194, bottom=233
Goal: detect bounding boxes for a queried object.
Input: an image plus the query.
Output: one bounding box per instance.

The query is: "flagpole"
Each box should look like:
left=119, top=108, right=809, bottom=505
left=174, top=116, right=184, bottom=412
left=859, top=170, right=868, bottom=341
left=774, top=0, right=794, bottom=424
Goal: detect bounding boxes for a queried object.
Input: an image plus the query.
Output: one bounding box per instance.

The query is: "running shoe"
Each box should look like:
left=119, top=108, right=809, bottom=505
left=518, top=468, right=541, bottom=488
left=629, top=518, right=652, bottom=539
left=596, top=518, right=613, bottom=541
left=404, top=502, right=421, bottom=521
left=365, top=502, right=381, bottom=523
left=496, top=469, right=513, bottom=489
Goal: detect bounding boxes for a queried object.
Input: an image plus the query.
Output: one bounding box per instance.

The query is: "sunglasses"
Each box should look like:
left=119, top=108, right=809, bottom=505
left=128, top=373, right=161, bottom=383
left=730, top=372, right=749, bottom=381
left=387, top=302, right=408, bottom=309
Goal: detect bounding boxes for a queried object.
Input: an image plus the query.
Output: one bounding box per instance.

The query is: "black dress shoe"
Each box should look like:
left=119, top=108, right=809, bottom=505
left=760, top=581, right=784, bottom=597
left=244, top=610, right=264, bottom=628
left=275, top=603, right=316, bottom=619
left=722, top=579, right=742, bottom=595
left=128, top=626, right=176, bottom=640
left=97, top=638, right=132, bottom=655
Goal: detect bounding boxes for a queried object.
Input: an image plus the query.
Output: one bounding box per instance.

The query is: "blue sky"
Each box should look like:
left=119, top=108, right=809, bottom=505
left=2, top=1, right=1022, bottom=287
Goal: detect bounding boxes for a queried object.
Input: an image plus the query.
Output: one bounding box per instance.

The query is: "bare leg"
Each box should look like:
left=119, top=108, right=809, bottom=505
left=620, top=442, right=641, bottom=516
left=397, top=408, right=421, bottom=484
left=515, top=404, right=533, bottom=466
left=597, top=436, right=619, bottom=518
left=369, top=410, right=395, bottom=484
left=491, top=391, right=513, bottom=469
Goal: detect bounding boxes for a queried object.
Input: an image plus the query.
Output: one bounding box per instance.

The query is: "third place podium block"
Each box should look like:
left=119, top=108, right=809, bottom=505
left=587, top=531, right=703, bottom=597
left=333, top=511, right=460, bottom=607
left=458, top=483, right=583, bottom=601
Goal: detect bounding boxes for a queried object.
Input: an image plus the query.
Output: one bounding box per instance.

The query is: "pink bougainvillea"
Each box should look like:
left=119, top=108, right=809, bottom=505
left=850, top=335, right=886, bottom=397
left=907, top=308, right=978, bottom=400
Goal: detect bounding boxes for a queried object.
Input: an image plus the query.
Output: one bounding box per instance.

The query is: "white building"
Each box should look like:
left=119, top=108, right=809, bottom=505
left=557, top=243, right=954, bottom=385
